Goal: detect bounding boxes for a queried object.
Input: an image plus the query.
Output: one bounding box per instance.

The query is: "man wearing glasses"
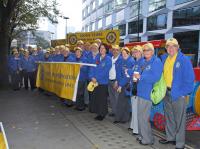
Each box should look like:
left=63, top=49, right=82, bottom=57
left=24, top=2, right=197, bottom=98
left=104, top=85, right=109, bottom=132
left=159, top=38, right=195, bottom=149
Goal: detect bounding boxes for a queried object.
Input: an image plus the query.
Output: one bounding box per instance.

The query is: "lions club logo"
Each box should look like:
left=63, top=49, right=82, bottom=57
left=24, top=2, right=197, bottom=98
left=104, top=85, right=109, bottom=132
left=106, top=32, right=117, bottom=44
left=69, top=34, right=77, bottom=45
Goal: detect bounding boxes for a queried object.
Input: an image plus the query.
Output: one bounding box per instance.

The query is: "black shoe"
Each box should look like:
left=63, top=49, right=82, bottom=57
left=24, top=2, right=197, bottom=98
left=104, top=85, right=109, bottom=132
left=136, top=137, right=142, bottom=142
left=159, top=139, right=176, bottom=145
left=95, top=115, right=101, bottom=120
left=128, top=128, right=133, bottom=131
left=132, top=133, right=138, bottom=136
left=113, top=121, right=120, bottom=124
left=75, top=107, right=85, bottom=111
left=139, top=140, right=154, bottom=145
left=95, top=115, right=104, bottom=121
left=109, top=113, right=115, bottom=117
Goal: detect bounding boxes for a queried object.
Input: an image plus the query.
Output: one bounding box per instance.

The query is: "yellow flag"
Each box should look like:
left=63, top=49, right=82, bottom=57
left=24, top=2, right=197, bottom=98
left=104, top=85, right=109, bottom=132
left=36, top=63, right=80, bottom=101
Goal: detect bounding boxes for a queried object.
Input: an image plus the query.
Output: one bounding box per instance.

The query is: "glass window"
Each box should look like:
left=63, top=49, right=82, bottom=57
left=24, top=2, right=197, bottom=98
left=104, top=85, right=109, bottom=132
left=98, top=19, right=102, bottom=29
left=129, top=1, right=142, bottom=19
left=175, top=0, right=194, bottom=5
left=91, top=22, right=95, bottom=31
left=128, top=20, right=143, bottom=34
left=115, top=0, right=127, bottom=7
left=104, top=1, right=114, bottom=13
left=90, top=1, right=96, bottom=11
left=106, top=15, right=112, bottom=26
left=147, top=13, right=167, bottom=31
left=118, top=24, right=126, bottom=36
left=99, top=0, right=103, bottom=6
left=173, top=6, right=200, bottom=27
left=174, top=31, right=199, bottom=67
left=148, top=34, right=164, bottom=41
left=149, top=0, right=166, bottom=12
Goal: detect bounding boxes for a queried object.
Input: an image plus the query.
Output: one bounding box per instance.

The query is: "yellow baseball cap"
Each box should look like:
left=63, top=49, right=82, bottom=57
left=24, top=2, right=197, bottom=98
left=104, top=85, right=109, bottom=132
left=121, top=46, right=130, bottom=53
left=77, top=40, right=84, bottom=45
left=91, top=43, right=99, bottom=48
left=112, top=44, right=120, bottom=50
left=143, top=43, right=154, bottom=51
left=95, top=39, right=101, bottom=43
left=74, top=47, right=82, bottom=52
left=87, top=81, right=98, bottom=92
left=166, top=38, right=179, bottom=47
left=131, top=45, right=143, bottom=53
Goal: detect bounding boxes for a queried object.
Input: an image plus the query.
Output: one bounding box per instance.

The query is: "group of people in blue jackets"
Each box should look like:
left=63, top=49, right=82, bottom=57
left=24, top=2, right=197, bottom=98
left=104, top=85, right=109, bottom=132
left=8, top=38, right=194, bottom=148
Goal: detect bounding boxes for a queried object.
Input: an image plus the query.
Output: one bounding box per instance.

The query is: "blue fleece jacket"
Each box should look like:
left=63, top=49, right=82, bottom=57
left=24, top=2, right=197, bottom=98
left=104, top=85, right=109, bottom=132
left=162, top=50, right=195, bottom=101
left=8, top=56, right=21, bottom=73
left=71, top=56, right=88, bottom=82
left=116, top=56, right=135, bottom=87
left=20, top=56, right=37, bottom=72
left=137, top=56, right=163, bottom=101
left=90, top=54, right=112, bottom=85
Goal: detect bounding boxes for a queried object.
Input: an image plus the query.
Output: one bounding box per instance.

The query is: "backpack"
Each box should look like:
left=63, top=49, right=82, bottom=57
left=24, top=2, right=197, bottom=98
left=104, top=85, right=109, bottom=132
left=151, top=74, right=166, bottom=104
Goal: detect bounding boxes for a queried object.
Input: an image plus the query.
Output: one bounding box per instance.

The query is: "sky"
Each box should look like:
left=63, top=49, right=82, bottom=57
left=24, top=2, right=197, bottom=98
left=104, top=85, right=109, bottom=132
left=56, top=0, right=82, bottom=39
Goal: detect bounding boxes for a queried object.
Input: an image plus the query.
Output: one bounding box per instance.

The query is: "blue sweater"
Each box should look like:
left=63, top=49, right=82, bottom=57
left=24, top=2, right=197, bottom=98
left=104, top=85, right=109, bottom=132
left=8, top=56, right=21, bottom=73
left=71, top=56, right=88, bottom=82
left=116, top=56, right=135, bottom=87
left=137, top=56, right=163, bottom=101
left=90, top=54, right=112, bottom=85
left=162, top=50, right=195, bottom=101
left=20, top=56, right=37, bottom=72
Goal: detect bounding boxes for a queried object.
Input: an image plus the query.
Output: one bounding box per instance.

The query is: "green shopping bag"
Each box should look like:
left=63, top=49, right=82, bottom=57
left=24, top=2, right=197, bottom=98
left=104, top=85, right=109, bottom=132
left=151, top=74, right=167, bottom=104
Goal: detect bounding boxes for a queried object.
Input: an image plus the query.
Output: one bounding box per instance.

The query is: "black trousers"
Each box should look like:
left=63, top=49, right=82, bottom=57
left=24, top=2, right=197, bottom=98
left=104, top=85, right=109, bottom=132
left=75, top=81, right=86, bottom=110
left=11, top=71, right=20, bottom=90
left=24, top=71, right=36, bottom=90
left=93, top=85, right=108, bottom=117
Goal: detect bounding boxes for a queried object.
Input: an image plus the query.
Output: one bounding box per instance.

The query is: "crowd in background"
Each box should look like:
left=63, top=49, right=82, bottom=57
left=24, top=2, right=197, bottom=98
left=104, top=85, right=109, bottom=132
left=8, top=38, right=195, bottom=149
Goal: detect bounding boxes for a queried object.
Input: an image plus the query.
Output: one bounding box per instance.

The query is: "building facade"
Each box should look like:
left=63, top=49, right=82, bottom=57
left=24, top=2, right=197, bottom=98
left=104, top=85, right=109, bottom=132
left=82, top=0, right=200, bottom=66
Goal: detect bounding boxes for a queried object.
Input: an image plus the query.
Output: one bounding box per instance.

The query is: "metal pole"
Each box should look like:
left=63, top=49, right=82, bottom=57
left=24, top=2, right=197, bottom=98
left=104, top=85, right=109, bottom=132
left=137, top=0, right=140, bottom=42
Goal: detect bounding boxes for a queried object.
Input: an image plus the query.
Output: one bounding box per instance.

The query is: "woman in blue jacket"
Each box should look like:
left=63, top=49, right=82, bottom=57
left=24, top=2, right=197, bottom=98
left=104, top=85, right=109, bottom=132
left=114, top=47, right=134, bottom=123
left=126, top=45, right=144, bottom=135
left=21, top=50, right=37, bottom=90
left=72, top=47, right=89, bottom=111
left=8, top=51, right=21, bottom=90
left=134, top=43, right=163, bottom=145
left=90, top=43, right=112, bottom=121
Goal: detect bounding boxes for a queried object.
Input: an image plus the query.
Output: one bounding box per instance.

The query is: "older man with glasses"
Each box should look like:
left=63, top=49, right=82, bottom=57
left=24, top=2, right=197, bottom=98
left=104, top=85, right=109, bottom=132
left=159, top=38, right=195, bottom=149
left=134, top=43, right=163, bottom=145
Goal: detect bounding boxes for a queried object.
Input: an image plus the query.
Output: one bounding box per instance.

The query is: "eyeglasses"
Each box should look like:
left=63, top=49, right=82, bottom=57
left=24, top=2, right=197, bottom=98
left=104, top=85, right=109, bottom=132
left=166, top=45, right=177, bottom=49
left=143, top=49, right=152, bottom=52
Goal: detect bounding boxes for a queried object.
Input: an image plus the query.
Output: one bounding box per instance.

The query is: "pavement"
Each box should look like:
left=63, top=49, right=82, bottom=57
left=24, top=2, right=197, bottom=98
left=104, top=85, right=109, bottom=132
left=0, top=89, right=197, bottom=149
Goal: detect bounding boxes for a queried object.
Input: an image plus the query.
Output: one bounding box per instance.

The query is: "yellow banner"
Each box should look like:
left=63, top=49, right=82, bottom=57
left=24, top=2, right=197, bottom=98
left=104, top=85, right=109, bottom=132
left=36, top=63, right=80, bottom=100
left=51, top=39, right=67, bottom=47
left=67, top=30, right=120, bottom=46
left=0, top=123, right=8, bottom=149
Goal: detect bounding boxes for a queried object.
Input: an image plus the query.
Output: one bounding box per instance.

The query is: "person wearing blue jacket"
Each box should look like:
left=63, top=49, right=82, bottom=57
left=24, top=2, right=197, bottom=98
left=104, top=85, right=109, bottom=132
left=8, top=51, right=21, bottom=90
left=87, top=43, right=99, bottom=113
left=114, top=47, right=135, bottom=123
left=90, top=43, right=112, bottom=121
left=126, top=45, right=144, bottom=136
left=72, top=47, right=89, bottom=111
left=21, top=50, right=37, bottom=90
left=159, top=38, right=195, bottom=149
left=133, top=43, right=163, bottom=146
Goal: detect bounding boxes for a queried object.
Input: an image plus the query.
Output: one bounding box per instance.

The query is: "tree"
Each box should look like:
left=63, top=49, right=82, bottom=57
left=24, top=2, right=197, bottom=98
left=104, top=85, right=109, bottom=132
left=0, top=0, right=59, bottom=88
left=35, top=34, right=50, bottom=49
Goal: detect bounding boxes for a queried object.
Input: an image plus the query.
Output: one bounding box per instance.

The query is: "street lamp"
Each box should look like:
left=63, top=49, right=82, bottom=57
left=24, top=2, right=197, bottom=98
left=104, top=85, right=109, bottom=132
left=137, top=0, right=141, bottom=42
left=63, top=16, right=70, bottom=35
